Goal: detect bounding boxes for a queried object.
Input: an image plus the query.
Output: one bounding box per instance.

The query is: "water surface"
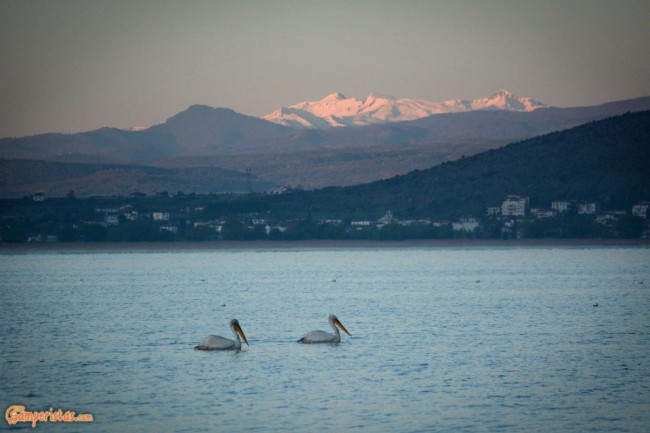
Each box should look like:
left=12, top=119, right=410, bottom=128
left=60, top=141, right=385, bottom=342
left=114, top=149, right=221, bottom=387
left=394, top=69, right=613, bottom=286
left=1, top=246, right=649, bottom=432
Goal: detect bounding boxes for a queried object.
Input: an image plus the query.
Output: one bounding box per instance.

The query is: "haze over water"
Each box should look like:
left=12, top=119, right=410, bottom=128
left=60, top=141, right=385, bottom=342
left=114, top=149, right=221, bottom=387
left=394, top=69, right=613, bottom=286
left=1, top=245, right=649, bottom=432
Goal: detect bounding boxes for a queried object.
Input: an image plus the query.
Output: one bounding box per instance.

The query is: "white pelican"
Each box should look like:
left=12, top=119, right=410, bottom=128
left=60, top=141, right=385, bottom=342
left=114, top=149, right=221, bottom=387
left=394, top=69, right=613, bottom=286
left=298, top=314, right=351, bottom=344
left=195, top=319, right=249, bottom=351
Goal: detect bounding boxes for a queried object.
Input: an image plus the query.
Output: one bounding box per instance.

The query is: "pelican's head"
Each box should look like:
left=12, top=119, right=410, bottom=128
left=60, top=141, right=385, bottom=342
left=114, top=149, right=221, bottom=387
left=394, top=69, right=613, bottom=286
left=328, top=314, right=351, bottom=336
left=230, top=319, right=249, bottom=346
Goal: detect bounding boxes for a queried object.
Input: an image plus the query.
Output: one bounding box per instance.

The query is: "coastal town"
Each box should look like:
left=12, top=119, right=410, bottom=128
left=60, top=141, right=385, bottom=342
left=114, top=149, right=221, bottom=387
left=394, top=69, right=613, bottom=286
left=4, top=193, right=649, bottom=243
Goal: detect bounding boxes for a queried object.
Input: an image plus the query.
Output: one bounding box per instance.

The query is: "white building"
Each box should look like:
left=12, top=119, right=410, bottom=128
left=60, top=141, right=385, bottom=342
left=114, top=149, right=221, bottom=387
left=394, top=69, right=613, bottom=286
left=531, top=208, right=557, bottom=219
left=378, top=210, right=396, bottom=225
left=321, top=218, right=343, bottom=225
left=105, top=215, right=119, bottom=225
left=399, top=219, right=431, bottom=226
left=153, top=212, right=170, bottom=221
left=95, top=207, right=119, bottom=214
left=124, top=211, right=138, bottom=221
left=501, top=195, right=529, bottom=217
left=578, top=202, right=599, bottom=215
left=632, top=202, right=650, bottom=219
left=551, top=201, right=573, bottom=213
left=596, top=213, right=619, bottom=226
left=452, top=218, right=479, bottom=232
left=269, top=186, right=289, bottom=195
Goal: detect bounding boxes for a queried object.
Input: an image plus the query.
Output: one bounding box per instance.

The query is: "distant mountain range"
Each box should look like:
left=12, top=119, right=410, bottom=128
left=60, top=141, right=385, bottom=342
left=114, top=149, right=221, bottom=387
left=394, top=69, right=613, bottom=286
left=0, top=92, right=649, bottom=197
left=262, top=89, right=547, bottom=128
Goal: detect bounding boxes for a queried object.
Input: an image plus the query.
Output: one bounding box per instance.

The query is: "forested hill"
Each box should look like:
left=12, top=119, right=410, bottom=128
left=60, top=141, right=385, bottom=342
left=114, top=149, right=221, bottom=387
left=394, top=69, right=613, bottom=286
left=261, top=110, right=650, bottom=218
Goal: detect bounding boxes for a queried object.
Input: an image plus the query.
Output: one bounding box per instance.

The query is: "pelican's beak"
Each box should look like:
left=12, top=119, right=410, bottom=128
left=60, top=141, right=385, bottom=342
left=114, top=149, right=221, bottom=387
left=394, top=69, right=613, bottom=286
left=334, top=318, right=351, bottom=336
left=235, top=324, right=249, bottom=346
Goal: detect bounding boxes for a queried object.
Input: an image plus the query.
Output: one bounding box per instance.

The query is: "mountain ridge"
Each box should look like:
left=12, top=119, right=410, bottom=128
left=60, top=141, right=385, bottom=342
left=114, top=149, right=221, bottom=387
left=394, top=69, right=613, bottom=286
left=1, top=94, right=649, bottom=196
left=148, top=104, right=292, bottom=155
left=262, top=89, right=547, bottom=129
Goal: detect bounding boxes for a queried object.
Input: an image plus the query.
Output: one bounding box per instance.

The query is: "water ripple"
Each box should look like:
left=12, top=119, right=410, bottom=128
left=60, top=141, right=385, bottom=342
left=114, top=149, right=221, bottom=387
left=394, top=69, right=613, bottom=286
left=1, top=246, right=649, bottom=432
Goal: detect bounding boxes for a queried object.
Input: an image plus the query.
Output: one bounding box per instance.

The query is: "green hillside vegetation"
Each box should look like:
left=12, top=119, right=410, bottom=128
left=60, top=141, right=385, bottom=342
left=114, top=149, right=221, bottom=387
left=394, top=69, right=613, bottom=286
left=254, top=110, right=650, bottom=219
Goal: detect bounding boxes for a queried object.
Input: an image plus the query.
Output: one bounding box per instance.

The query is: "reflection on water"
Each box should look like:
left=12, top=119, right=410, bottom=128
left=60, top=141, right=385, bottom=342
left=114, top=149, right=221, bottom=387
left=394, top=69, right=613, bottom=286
left=1, top=246, right=649, bottom=432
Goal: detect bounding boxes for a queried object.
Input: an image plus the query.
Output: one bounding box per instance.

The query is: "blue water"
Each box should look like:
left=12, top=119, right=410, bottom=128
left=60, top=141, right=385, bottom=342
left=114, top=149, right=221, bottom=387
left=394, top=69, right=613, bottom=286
left=1, top=246, right=649, bottom=432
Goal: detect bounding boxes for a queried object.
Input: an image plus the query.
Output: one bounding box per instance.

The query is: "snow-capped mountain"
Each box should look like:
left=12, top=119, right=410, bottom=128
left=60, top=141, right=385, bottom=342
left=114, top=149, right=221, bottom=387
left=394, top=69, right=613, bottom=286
left=262, top=90, right=547, bottom=129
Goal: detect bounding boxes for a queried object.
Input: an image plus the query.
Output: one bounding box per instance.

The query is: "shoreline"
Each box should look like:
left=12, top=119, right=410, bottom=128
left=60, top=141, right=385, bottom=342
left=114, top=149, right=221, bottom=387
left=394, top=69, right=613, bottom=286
left=1, top=238, right=648, bottom=251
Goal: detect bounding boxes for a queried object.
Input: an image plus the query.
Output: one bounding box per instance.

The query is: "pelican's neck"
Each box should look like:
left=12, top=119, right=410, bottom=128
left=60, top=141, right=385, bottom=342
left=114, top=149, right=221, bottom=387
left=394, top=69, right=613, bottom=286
left=231, top=325, right=242, bottom=350
left=329, top=319, right=341, bottom=343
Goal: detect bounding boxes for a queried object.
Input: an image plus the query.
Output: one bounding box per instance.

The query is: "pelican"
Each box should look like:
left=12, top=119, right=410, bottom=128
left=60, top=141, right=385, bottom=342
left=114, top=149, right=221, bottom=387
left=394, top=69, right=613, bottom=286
left=195, top=319, right=249, bottom=350
left=298, top=314, right=351, bottom=344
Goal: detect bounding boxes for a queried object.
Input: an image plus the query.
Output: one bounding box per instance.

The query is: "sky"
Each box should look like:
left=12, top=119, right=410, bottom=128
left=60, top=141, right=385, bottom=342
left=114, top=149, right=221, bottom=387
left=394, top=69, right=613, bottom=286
left=1, top=0, right=649, bottom=138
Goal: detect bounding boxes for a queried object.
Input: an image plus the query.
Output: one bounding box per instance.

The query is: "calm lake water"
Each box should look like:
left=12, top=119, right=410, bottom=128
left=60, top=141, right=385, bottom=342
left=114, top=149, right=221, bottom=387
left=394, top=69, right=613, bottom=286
left=1, top=245, right=649, bottom=432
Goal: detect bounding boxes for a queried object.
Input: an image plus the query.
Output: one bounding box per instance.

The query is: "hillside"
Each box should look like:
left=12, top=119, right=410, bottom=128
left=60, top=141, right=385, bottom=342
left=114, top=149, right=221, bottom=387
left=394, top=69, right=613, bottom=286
left=0, top=159, right=275, bottom=198
left=155, top=139, right=510, bottom=189
left=253, top=110, right=650, bottom=219
left=148, top=105, right=292, bottom=155
left=0, top=106, right=292, bottom=162
left=0, top=128, right=179, bottom=162
left=0, top=96, right=648, bottom=193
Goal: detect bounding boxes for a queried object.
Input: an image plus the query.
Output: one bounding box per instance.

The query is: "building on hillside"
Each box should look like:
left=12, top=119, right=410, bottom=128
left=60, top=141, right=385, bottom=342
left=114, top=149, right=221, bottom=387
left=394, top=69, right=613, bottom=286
left=153, top=212, right=170, bottom=221
left=124, top=210, right=138, bottom=221
left=95, top=207, right=119, bottom=214
left=632, top=202, right=650, bottom=219
left=276, top=220, right=298, bottom=232
left=501, top=195, right=529, bottom=217
left=378, top=210, right=396, bottom=225
left=452, top=218, right=479, bottom=232
left=531, top=208, right=557, bottom=219
left=269, top=186, right=289, bottom=195
left=105, top=214, right=119, bottom=225
left=578, top=202, right=599, bottom=215
left=596, top=213, right=620, bottom=227
left=551, top=201, right=574, bottom=213
left=399, top=218, right=431, bottom=226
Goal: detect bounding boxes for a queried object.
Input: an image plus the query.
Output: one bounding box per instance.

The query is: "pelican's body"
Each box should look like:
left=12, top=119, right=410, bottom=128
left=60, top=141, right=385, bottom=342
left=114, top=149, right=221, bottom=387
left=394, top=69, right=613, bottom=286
left=298, top=314, right=351, bottom=344
left=195, top=319, right=249, bottom=351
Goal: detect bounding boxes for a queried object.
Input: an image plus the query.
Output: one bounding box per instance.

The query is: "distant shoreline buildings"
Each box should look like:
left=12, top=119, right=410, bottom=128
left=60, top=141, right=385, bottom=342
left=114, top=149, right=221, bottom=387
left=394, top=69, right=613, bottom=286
left=5, top=193, right=648, bottom=243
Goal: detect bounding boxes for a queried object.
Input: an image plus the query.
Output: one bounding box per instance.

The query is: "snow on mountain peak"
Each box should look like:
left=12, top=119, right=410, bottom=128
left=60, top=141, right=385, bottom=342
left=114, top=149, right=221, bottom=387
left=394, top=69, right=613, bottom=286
left=365, top=92, right=395, bottom=101
left=494, top=89, right=515, bottom=97
left=262, top=90, right=547, bottom=129
left=473, top=89, right=546, bottom=111
left=324, top=91, right=347, bottom=100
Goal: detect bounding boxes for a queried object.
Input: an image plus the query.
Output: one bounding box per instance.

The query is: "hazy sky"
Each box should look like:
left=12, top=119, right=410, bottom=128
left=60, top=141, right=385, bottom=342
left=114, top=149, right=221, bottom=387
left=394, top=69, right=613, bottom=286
left=1, top=0, right=649, bottom=137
